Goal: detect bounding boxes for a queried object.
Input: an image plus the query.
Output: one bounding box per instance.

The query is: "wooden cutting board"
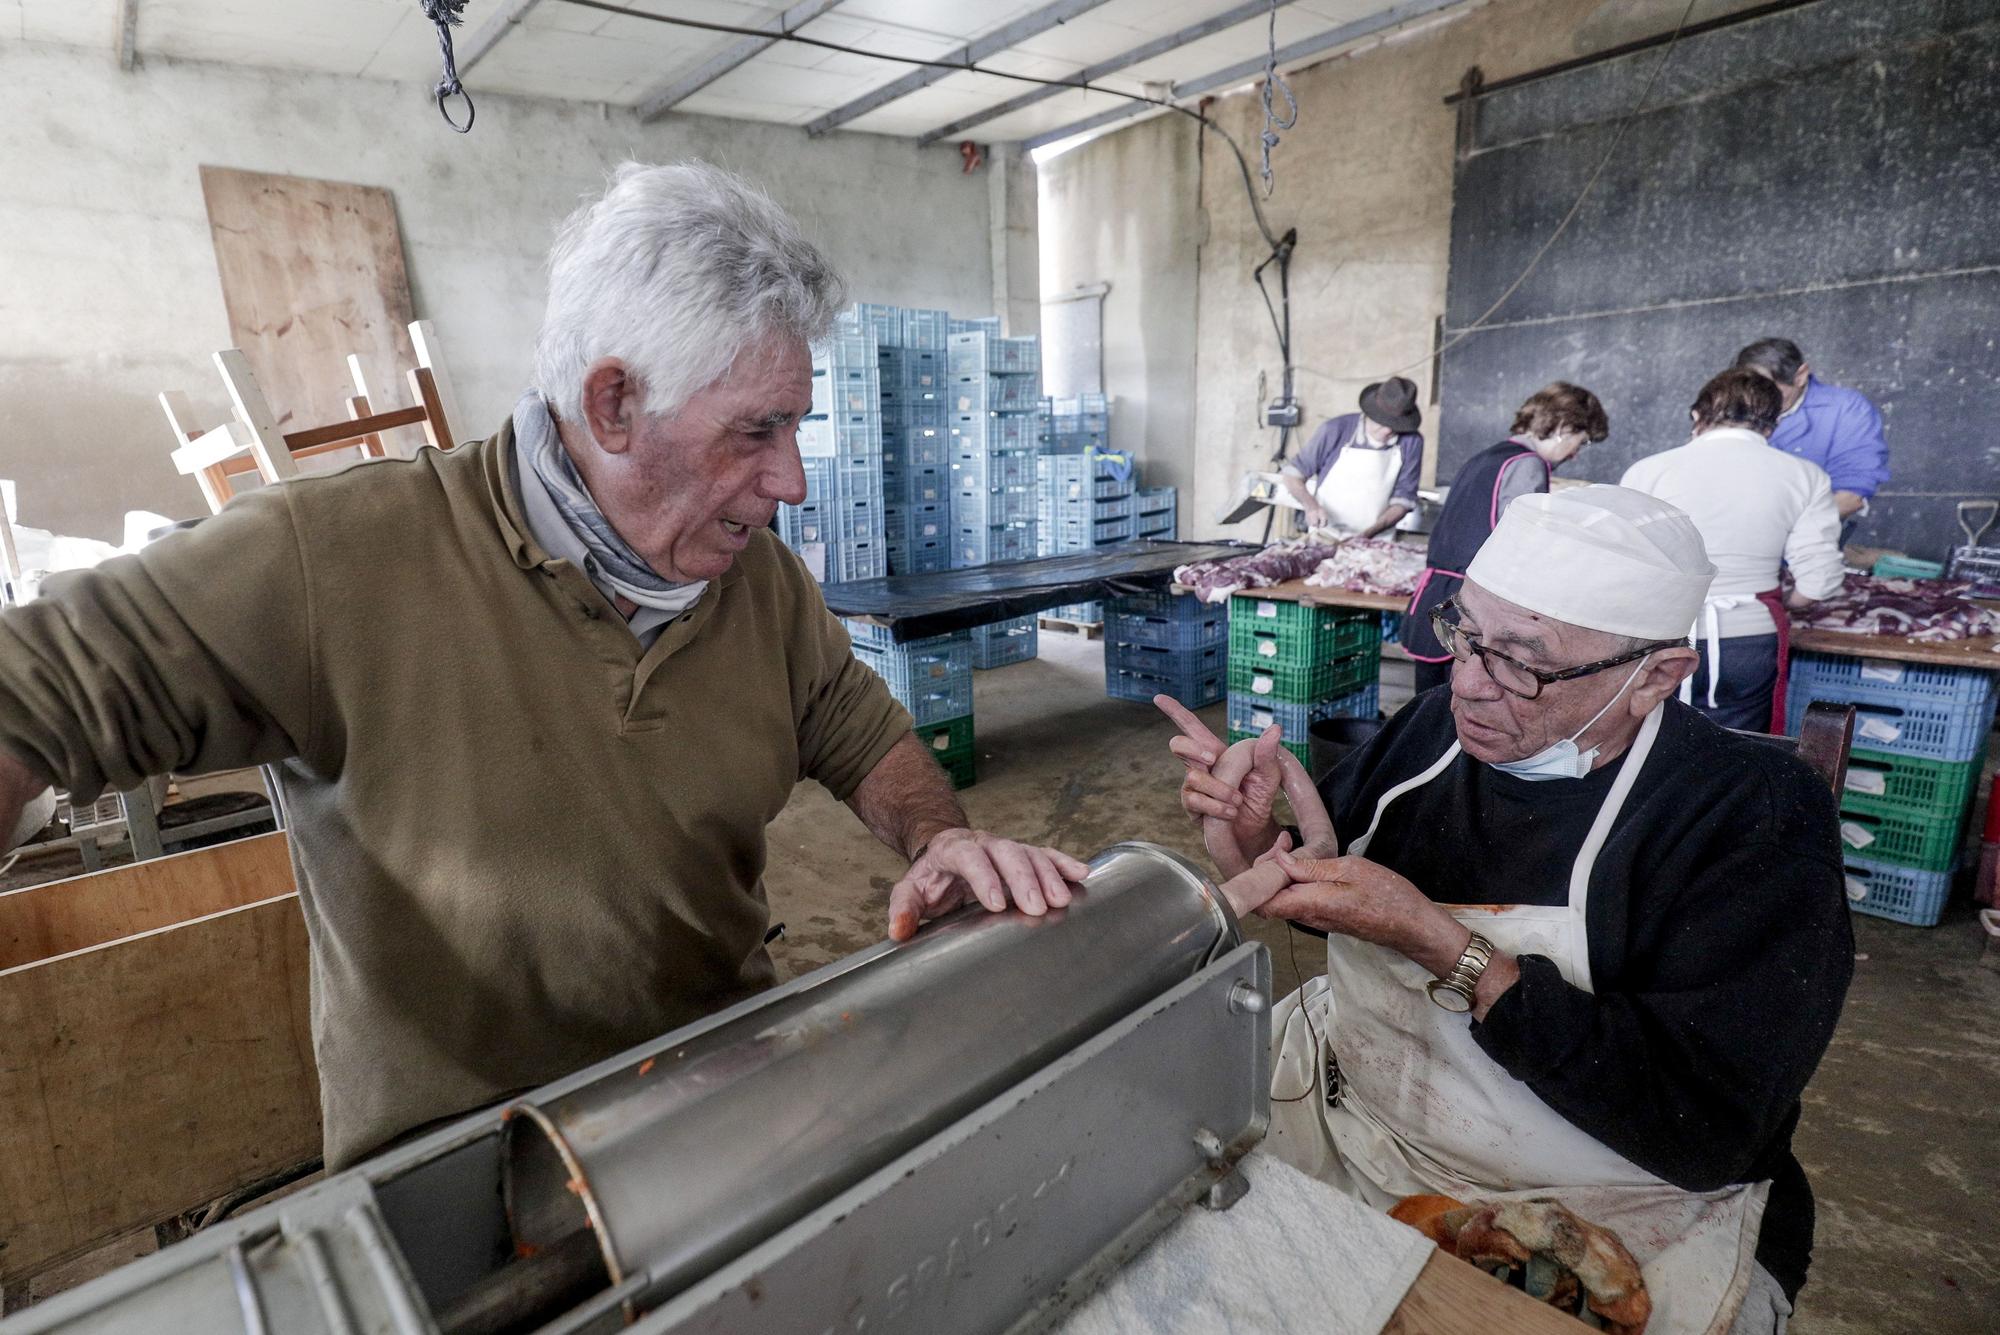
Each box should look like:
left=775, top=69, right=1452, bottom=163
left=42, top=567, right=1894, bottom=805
left=199, top=166, right=424, bottom=457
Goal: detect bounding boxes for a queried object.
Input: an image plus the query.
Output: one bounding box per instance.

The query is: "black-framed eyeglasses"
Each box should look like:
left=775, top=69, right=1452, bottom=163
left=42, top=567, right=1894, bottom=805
left=1430, top=598, right=1683, bottom=700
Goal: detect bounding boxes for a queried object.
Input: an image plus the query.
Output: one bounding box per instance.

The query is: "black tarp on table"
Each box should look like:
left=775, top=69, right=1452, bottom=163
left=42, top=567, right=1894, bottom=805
left=820, top=541, right=1245, bottom=642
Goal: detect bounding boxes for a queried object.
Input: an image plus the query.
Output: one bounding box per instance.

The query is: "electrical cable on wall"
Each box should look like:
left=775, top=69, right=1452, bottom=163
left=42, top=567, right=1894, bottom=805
left=421, top=0, right=476, bottom=132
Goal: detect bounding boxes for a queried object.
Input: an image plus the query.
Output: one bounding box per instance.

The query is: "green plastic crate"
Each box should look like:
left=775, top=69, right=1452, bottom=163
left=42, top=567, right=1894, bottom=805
left=1835, top=800, right=1962, bottom=872
left=917, top=714, right=976, bottom=789
left=1870, top=554, right=1946, bottom=580
left=1228, top=650, right=1378, bottom=704
left=1840, top=747, right=1983, bottom=820
left=1228, top=596, right=1380, bottom=667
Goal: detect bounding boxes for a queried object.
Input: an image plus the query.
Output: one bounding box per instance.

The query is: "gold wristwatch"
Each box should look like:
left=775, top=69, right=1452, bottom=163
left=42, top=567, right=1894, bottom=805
left=1426, top=932, right=1495, bottom=1014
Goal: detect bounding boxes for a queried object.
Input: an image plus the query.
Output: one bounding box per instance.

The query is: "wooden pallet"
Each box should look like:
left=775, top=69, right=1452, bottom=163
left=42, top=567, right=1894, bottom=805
left=1037, top=615, right=1104, bottom=639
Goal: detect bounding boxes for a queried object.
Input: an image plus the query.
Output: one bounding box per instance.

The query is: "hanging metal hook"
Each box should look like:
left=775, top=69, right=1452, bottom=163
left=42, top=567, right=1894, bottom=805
left=421, top=0, right=476, bottom=134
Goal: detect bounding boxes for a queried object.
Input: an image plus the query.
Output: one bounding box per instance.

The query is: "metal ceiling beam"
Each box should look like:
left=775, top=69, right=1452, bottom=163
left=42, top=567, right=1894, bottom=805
left=806, top=0, right=1118, bottom=138
left=1023, top=0, right=1473, bottom=152
left=456, top=0, right=548, bottom=76
left=637, top=0, right=849, bottom=122
left=918, top=0, right=1303, bottom=146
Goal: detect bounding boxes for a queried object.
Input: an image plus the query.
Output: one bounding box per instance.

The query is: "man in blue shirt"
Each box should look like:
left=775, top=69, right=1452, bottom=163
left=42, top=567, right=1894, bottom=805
left=1733, top=337, right=1889, bottom=525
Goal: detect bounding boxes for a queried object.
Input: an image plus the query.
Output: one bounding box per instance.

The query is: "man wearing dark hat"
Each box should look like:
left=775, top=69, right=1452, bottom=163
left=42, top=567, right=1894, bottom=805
left=1279, top=376, right=1424, bottom=539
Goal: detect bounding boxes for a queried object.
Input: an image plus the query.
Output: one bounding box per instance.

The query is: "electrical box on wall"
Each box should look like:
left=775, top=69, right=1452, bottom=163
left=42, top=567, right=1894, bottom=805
left=1264, top=397, right=1301, bottom=428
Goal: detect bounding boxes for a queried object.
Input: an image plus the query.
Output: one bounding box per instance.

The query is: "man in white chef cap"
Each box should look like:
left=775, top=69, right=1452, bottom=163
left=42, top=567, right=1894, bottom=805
left=1160, top=486, right=1852, bottom=1335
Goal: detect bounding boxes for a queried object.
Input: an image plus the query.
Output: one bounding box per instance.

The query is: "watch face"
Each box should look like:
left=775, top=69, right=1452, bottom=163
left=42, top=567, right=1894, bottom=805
left=1427, top=981, right=1473, bottom=1013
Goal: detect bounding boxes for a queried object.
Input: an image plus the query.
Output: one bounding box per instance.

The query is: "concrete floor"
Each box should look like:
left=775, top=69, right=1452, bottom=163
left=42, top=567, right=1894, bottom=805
left=763, top=629, right=2000, bottom=1335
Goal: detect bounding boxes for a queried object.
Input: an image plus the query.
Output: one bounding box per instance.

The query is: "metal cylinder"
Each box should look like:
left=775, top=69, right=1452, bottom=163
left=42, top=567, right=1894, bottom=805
left=502, top=841, right=1234, bottom=1310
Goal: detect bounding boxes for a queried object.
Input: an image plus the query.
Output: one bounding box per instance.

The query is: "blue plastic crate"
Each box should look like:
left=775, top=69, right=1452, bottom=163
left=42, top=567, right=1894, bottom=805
left=853, top=634, right=974, bottom=726
left=844, top=303, right=901, bottom=348
left=899, top=308, right=949, bottom=352
left=884, top=402, right=948, bottom=434
left=1107, top=659, right=1226, bottom=709
left=811, top=363, right=880, bottom=416
left=1106, top=593, right=1226, bottom=653
left=951, top=446, right=1037, bottom=491
left=892, top=538, right=946, bottom=575
left=952, top=523, right=1036, bottom=569
left=877, top=381, right=941, bottom=413
left=948, top=331, right=1039, bottom=376
left=1786, top=677, right=1996, bottom=763
left=1227, top=690, right=1371, bottom=743
left=950, top=375, right=1044, bottom=415
left=1038, top=450, right=1135, bottom=485
left=1840, top=854, right=1953, bottom=926
left=887, top=502, right=947, bottom=544
left=1788, top=653, right=1996, bottom=709
left=1136, top=485, right=1176, bottom=516
left=951, top=414, right=1040, bottom=453
left=885, top=464, right=947, bottom=505
left=1136, top=511, right=1177, bottom=538
left=1048, top=601, right=1101, bottom=623
left=1047, top=513, right=1138, bottom=547
left=779, top=496, right=881, bottom=547
left=821, top=538, right=886, bottom=585
left=798, top=412, right=883, bottom=460
left=972, top=616, right=1039, bottom=669
left=841, top=618, right=898, bottom=650
left=949, top=315, right=1001, bottom=337
left=1107, top=639, right=1225, bottom=680
left=886, top=424, right=948, bottom=469
left=802, top=455, right=882, bottom=506
left=953, top=487, right=1035, bottom=529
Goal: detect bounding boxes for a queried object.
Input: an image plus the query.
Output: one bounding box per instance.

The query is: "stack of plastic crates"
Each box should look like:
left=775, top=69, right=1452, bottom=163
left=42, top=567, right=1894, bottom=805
left=1135, top=486, right=1177, bottom=539
left=1104, top=589, right=1228, bottom=708
left=947, top=331, right=1041, bottom=571
left=971, top=617, right=1038, bottom=669
left=898, top=307, right=949, bottom=351
left=1037, top=450, right=1138, bottom=554
left=1042, top=392, right=1111, bottom=455
left=845, top=620, right=977, bottom=788
left=1226, top=595, right=1383, bottom=764
left=880, top=344, right=948, bottom=575
left=1786, top=652, right=1997, bottom=925
left=782, top=329, right=885, bottom=583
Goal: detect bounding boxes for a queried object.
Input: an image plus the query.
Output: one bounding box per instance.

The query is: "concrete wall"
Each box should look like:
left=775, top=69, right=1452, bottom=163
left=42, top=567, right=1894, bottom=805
left=0, top=40, right=994, bottom=540
left=1036, top=113, right=1204, bottom=516
left=1033, top=0, right=1770, bottom=540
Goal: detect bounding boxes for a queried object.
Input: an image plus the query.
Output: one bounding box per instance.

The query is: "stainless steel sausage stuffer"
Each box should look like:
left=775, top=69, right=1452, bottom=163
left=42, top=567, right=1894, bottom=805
left=7, top=842, right=1272, bottom=1335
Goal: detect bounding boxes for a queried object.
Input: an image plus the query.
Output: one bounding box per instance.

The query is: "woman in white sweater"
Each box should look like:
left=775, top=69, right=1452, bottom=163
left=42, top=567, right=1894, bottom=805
left=1621, top=368, right=1845, bottom=730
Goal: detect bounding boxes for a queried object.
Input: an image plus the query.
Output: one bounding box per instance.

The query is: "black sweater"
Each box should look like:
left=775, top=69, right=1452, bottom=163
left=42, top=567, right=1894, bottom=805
left=1318, top=690, right=1853, bottom=1299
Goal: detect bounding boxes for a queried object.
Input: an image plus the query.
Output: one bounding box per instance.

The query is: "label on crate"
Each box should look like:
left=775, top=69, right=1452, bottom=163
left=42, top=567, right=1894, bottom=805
left=1255, top=637, right=1279, bottom=658
left=1255, top=600, right=1279, bottom=619
left=1839, top=820, right=1876, bottom=850
left=801, top=541, right=826, bottom=582
left=1843, top=873, right=1868, bottom=903
left=1843, top=768, right=1888, bottom=795
left=929, top=732, right=951, bottom=751
left=1855, top=715, right=1903, bottom=744
left=1858, top=661, right=1906, bottom=684
left=1250, top=673, right=1277, bottom=696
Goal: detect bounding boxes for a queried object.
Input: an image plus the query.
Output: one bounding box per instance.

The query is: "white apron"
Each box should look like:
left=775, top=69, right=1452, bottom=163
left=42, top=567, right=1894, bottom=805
left=1314, top=434, right=1403, bottom=534
left=1681, top=594, right=1755, bottom=710
left=1267, top=706, right=1768, bottom=1335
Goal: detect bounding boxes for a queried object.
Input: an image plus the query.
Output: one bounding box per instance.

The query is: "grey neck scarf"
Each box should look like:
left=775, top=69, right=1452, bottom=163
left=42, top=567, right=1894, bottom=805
left=514, top=391, right=707, bottom=613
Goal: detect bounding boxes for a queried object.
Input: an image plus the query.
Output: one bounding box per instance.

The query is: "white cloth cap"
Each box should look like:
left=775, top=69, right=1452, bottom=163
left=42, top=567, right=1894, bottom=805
left=1466, top=485, right=1715, bottom=640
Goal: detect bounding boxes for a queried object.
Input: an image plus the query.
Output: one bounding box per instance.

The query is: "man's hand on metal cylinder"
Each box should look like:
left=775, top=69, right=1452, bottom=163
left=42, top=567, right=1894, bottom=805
left=886, top=829, right=1091, bottom=943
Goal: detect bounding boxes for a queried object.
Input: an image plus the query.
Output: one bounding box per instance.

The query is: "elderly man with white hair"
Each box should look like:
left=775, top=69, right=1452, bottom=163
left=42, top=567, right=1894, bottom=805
left=1160, top=486, right=1852, bottom=1335
left=0, top=161, right=1084, bottom=1170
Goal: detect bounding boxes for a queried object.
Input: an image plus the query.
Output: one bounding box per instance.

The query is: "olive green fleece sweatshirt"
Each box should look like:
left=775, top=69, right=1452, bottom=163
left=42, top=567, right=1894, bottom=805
left=0, top=424, right=910, bottom=1167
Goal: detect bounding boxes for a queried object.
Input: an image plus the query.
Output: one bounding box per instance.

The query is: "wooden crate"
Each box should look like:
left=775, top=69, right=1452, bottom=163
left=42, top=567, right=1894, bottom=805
left=0, top=833, right=318, bottom=1285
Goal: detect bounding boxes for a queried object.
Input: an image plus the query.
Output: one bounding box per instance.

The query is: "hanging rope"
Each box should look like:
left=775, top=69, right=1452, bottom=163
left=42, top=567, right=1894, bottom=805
left=421, top=0, right=476, bottom=133
left=1258, top=0, right=1298, bottom=197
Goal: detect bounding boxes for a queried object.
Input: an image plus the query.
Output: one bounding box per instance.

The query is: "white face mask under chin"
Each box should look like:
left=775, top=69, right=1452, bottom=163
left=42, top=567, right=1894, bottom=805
left=1489, top=655, right=1652, bottom=782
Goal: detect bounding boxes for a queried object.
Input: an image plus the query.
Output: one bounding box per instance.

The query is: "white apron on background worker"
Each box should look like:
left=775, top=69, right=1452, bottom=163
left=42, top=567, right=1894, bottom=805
left=1280, top=377, right=1424, bottom=539
left=1265, top=702, right=1767, bottom=1334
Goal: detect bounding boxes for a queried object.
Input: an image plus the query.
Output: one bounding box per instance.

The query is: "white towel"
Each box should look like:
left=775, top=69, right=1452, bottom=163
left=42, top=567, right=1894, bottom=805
left=1056, top=1152, right=1435, bottom=1335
